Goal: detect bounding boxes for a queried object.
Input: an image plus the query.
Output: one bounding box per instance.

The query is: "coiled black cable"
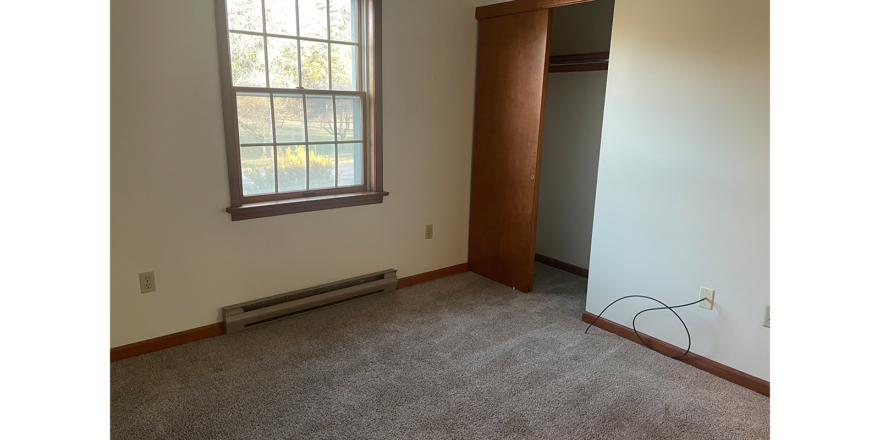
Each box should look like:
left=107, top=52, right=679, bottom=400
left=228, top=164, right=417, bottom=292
left=584, top=295, right=709, bottom=359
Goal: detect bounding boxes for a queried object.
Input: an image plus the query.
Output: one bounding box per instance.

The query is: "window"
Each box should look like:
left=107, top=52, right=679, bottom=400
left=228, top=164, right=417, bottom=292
left=214, top=0, right=385, bottom=220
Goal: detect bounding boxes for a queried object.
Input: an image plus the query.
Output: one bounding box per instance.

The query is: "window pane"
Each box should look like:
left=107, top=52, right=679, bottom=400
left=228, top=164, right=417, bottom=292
left=265, top=0, right=297, bottom=36
left=273, top=95, right=306, bottom=143
left=305, top=96, right=335, bottom=141
left=299, top=0, right=328, bottom=40
left=226, top=0, right=263, bottom=32
left=241, top=146, right=276, bottom=195
left=330, top=44, right=356, bottom=91
left=334, top=96, right=361, bottom=141
left=230, top=34, right=266, bottom=87
left=267, top=37, right=299, bottom=88
left=300, top=41, right=329, bottom=90
left=277, top=145, right=307, bottom=192
left=337, top=143, right=362, bottom=186
left=329, top=0, right=356, bottom=42
left=309, top=145, right=336, bottom=189
left=237, top=93, right=273, bottom=144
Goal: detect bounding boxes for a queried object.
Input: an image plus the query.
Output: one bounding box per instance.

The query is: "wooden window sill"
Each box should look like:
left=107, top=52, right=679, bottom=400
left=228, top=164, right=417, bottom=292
left=226, top=191, right=390, bottom=221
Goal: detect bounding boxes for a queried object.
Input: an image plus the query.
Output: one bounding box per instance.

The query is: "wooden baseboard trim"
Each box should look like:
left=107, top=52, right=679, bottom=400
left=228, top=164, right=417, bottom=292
left=111, top=323, right=224, bottom=362
left=111, top=263, right=471, bottom=362
left=535, top=254, right=589, bottom=278
left=581, top=311, right=770, bottom=397
left=397, top=262, right=470, bottom=289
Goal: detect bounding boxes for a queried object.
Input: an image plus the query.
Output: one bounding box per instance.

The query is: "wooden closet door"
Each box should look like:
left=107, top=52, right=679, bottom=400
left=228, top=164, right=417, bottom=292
left=468, top=9, right=552, bottom=292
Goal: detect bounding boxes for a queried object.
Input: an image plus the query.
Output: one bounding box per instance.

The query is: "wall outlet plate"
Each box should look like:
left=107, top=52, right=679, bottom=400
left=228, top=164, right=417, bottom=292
left=699, top=286, right=715, bottom=310
left=763, top=304, right=770, bottom=328
left=139, top=271, right=156, bottom=294
left=425, top=224, right=433, bottom=239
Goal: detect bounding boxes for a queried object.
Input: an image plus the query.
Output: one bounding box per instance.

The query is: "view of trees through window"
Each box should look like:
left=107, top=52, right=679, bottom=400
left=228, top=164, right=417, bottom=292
left=225, top=0, right=364, bottom=197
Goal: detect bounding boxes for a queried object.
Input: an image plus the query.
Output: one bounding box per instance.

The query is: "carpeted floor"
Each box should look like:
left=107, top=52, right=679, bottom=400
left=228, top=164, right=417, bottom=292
left=111, top=264, right=770, bottom=439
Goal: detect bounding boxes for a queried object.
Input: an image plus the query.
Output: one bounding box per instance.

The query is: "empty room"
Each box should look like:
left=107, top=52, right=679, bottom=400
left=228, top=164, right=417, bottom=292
left=10, top=0, right=880, bottom=438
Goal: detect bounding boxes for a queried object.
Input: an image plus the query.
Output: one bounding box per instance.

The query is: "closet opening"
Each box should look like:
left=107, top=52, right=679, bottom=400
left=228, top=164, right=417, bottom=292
left=467, top=0, right=615, bottom=292
left=533, top=0, right=615, bottom=290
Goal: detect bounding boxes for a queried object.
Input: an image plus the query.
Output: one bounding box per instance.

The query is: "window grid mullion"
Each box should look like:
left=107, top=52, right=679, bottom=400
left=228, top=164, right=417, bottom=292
left=241, top=139, right=340, bottom=147
left=259, top=1, right=277, bottom=193
left=356, top=0, right=362, bottom=93
left=332, top=94, right=338, bottom=188
left=302, top=95, right=311, bottom=190
left=228, top=30, right=358, bottom=46
left=238, top=140, right=364, bottom=148
left=326, top=0, right=333, bottom=91
left=260, top=0, right=270, bottom=88
left=269, top=93, right=279, bottom=193
left=295, top=0, right=303, bottom=88
left=233, top=86, right=364, bottom=97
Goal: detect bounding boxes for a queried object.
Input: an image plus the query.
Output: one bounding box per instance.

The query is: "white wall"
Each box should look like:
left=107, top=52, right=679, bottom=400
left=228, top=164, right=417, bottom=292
left=111, top=0, right=477, bottom=347
left=536, top=72, right=607, bottom=269
left=588, top=0, right=769, bottom=380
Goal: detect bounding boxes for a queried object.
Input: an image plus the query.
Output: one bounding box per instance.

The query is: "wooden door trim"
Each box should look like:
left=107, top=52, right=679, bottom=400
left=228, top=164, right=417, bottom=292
left=476, top=0, right=597, bottom=20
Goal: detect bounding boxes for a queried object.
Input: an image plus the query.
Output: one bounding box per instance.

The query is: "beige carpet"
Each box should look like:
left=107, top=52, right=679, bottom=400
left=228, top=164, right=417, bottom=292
left=111, top=263, right=770, bottom=439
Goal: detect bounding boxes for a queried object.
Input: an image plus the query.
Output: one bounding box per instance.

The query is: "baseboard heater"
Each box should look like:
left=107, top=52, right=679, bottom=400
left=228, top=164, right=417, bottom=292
left=222, top=269, right=398, bottom=334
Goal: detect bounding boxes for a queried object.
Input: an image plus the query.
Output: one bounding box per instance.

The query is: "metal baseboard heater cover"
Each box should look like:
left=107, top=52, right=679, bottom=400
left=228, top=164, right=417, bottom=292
left=222, top=269, right=398, bottom=334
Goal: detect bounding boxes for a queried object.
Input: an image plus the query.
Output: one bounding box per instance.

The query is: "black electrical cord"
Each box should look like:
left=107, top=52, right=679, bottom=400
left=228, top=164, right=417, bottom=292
left=584, top=295, right=709, bottom=359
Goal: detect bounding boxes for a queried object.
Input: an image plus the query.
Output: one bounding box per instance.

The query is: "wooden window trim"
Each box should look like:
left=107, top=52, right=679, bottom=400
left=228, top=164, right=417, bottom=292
left=226, top=190, right=389, bottom=221
left=214, top=0, right=385, bottom=221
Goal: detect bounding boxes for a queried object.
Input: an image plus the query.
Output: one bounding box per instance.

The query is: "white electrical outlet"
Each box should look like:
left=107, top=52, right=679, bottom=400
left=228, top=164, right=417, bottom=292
left=699, top=286, right=715, bottom=310
left=425, top=224, right=433, bottom=239
left=139, top=271, right=156, bottom=294
left=763, top=305, right=770, bottom=328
